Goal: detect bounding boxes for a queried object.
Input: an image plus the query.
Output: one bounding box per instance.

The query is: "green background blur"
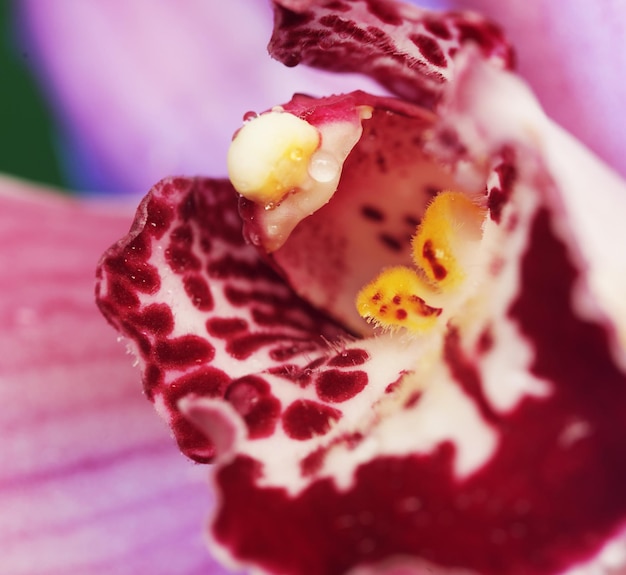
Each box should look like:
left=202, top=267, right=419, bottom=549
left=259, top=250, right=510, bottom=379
left=0, top=1, right=66, bottom=189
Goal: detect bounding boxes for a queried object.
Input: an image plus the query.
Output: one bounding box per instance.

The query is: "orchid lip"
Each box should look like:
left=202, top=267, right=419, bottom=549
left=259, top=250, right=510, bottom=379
left=94, top=1, right=626, bottom=574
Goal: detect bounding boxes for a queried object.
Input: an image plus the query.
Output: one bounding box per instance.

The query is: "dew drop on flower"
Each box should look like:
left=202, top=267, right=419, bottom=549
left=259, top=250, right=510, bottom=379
left=308, top=150, right=340, bottom=183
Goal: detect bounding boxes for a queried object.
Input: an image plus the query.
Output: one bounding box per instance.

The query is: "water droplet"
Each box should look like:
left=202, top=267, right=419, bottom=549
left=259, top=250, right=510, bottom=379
left=308, top=150, right=340, bottom=183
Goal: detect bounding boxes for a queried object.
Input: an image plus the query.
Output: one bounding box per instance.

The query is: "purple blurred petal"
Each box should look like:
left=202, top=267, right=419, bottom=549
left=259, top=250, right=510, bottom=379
left=18, top=0, right=383, bottom=195
left=0, top=176, right=231, bottom=574
left=448, top=0, right=626, bottom=177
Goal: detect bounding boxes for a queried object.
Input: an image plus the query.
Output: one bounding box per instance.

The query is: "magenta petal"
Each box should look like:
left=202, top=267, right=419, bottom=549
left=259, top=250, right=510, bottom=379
left=0, top=176, right=229, bottom=575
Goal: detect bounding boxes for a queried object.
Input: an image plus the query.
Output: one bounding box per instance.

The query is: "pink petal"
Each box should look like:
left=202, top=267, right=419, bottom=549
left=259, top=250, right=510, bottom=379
left=0, top=176, right=230, bottom=574
left=446, top=0, right=626, bottom=178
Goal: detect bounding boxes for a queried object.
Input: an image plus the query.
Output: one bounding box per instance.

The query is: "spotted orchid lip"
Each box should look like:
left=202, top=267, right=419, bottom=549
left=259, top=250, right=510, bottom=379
left=96, top=1, right=626, bottom=575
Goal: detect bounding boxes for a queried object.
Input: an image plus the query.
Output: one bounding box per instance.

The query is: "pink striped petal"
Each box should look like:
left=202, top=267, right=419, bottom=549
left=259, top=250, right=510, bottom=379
left=0, top=176, right=231, bottom=575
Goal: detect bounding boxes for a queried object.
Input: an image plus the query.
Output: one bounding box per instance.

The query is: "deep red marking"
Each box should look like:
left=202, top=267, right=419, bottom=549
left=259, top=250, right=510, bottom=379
left=422, top=239, right=448, bottom=280
left=444, top=328, right=499, bottom=425
left=300, top=447, right=327, bottom=477
left=477, top=327, right=494, bottom=355
left=328, top=349, right=370, bottom=367
left=145, top=196, right=174, bottom=238
left=268, top=364, right=315, bottom=387
left=227, top=333, right=297, bottom=360
left=154, top=335, right=214, bottom=368
left=211, top=206, right=626, bottom=575
left=131, top=303, right=174, bottom=336
left=392, top=295, right=402, bottom=305
left=177, top=190, right=197, bottom=221
left=120, top=321, right=152, bottom=357
left=410, top=34, right=447, bottom=68
left=276, top=6, right=315, bottom=29
left=404, top=390, right=422, bottom=408
left=225, top=376, right=281, bottom=439
left=165, top=245, right=201, bottom=273
left=365, top=0, right=403, bottom=25
left=170, top=412, right=214, bottom=464
left=252, top=307, right=307, bottom=331
left=167, top=366, right=231, bottom=408
left=395, top=308, right=408, bottom=320
left=316, top=370, right=368, bottom=403
left=270, top=342, right=319, bottom=362
left=108, top=278, right=140, bottom=308
left=361, top=205, right=385, bottom=222
left=282, top=400, right=342, bottom=440
left=125, top=232, right=151, bottom=258
left=423, top=19, right=452, bottom=39
left=142, top=363, right=163, bottom=400
left=105, top=255, right=160, bottom=293
left=206, top=317, right=248, bottom=338
left=171, top=224, right=194, bottom=245
left=379, top=233, right=403, bottom=252
left=488, top=186, right=506, bottom=223
left=183, top=274, right=214, bottom=311
left=324, top=1, right=351, bottom=12
left=207, top=254, right=278, bottom=281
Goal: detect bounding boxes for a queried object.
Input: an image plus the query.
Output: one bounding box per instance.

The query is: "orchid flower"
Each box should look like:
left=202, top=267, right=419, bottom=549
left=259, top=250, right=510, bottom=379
left=93, top=1, right=626, bottom=575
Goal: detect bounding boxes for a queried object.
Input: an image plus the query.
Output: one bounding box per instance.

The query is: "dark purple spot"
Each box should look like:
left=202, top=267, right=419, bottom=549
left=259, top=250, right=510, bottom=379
left=282, top=400, right=342, bottom=441
left=154, top=335, right=214, bottom=368
left=316, top=370, right=368, bottom=403
left=183, top=274, right=214, bottom=311
left=410, top=34, right=447, bottom=68
left=328, top=349, right=370, bottom=367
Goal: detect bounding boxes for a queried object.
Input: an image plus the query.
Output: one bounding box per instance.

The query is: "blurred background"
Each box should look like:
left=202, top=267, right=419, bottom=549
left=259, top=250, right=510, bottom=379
left=2, top=0, right=625, bottom=194
left=0, top=1, right=66, bottom=191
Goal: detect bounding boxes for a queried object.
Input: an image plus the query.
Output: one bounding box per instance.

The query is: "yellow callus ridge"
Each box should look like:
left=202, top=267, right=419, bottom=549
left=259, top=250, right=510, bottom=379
left=412, top=191, right=486, bottom=290
left=356, top=266, right=442, bottom=332
left=356, top=191, right=486, bottom=333
left=227, top=111, right=320, bottom=205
